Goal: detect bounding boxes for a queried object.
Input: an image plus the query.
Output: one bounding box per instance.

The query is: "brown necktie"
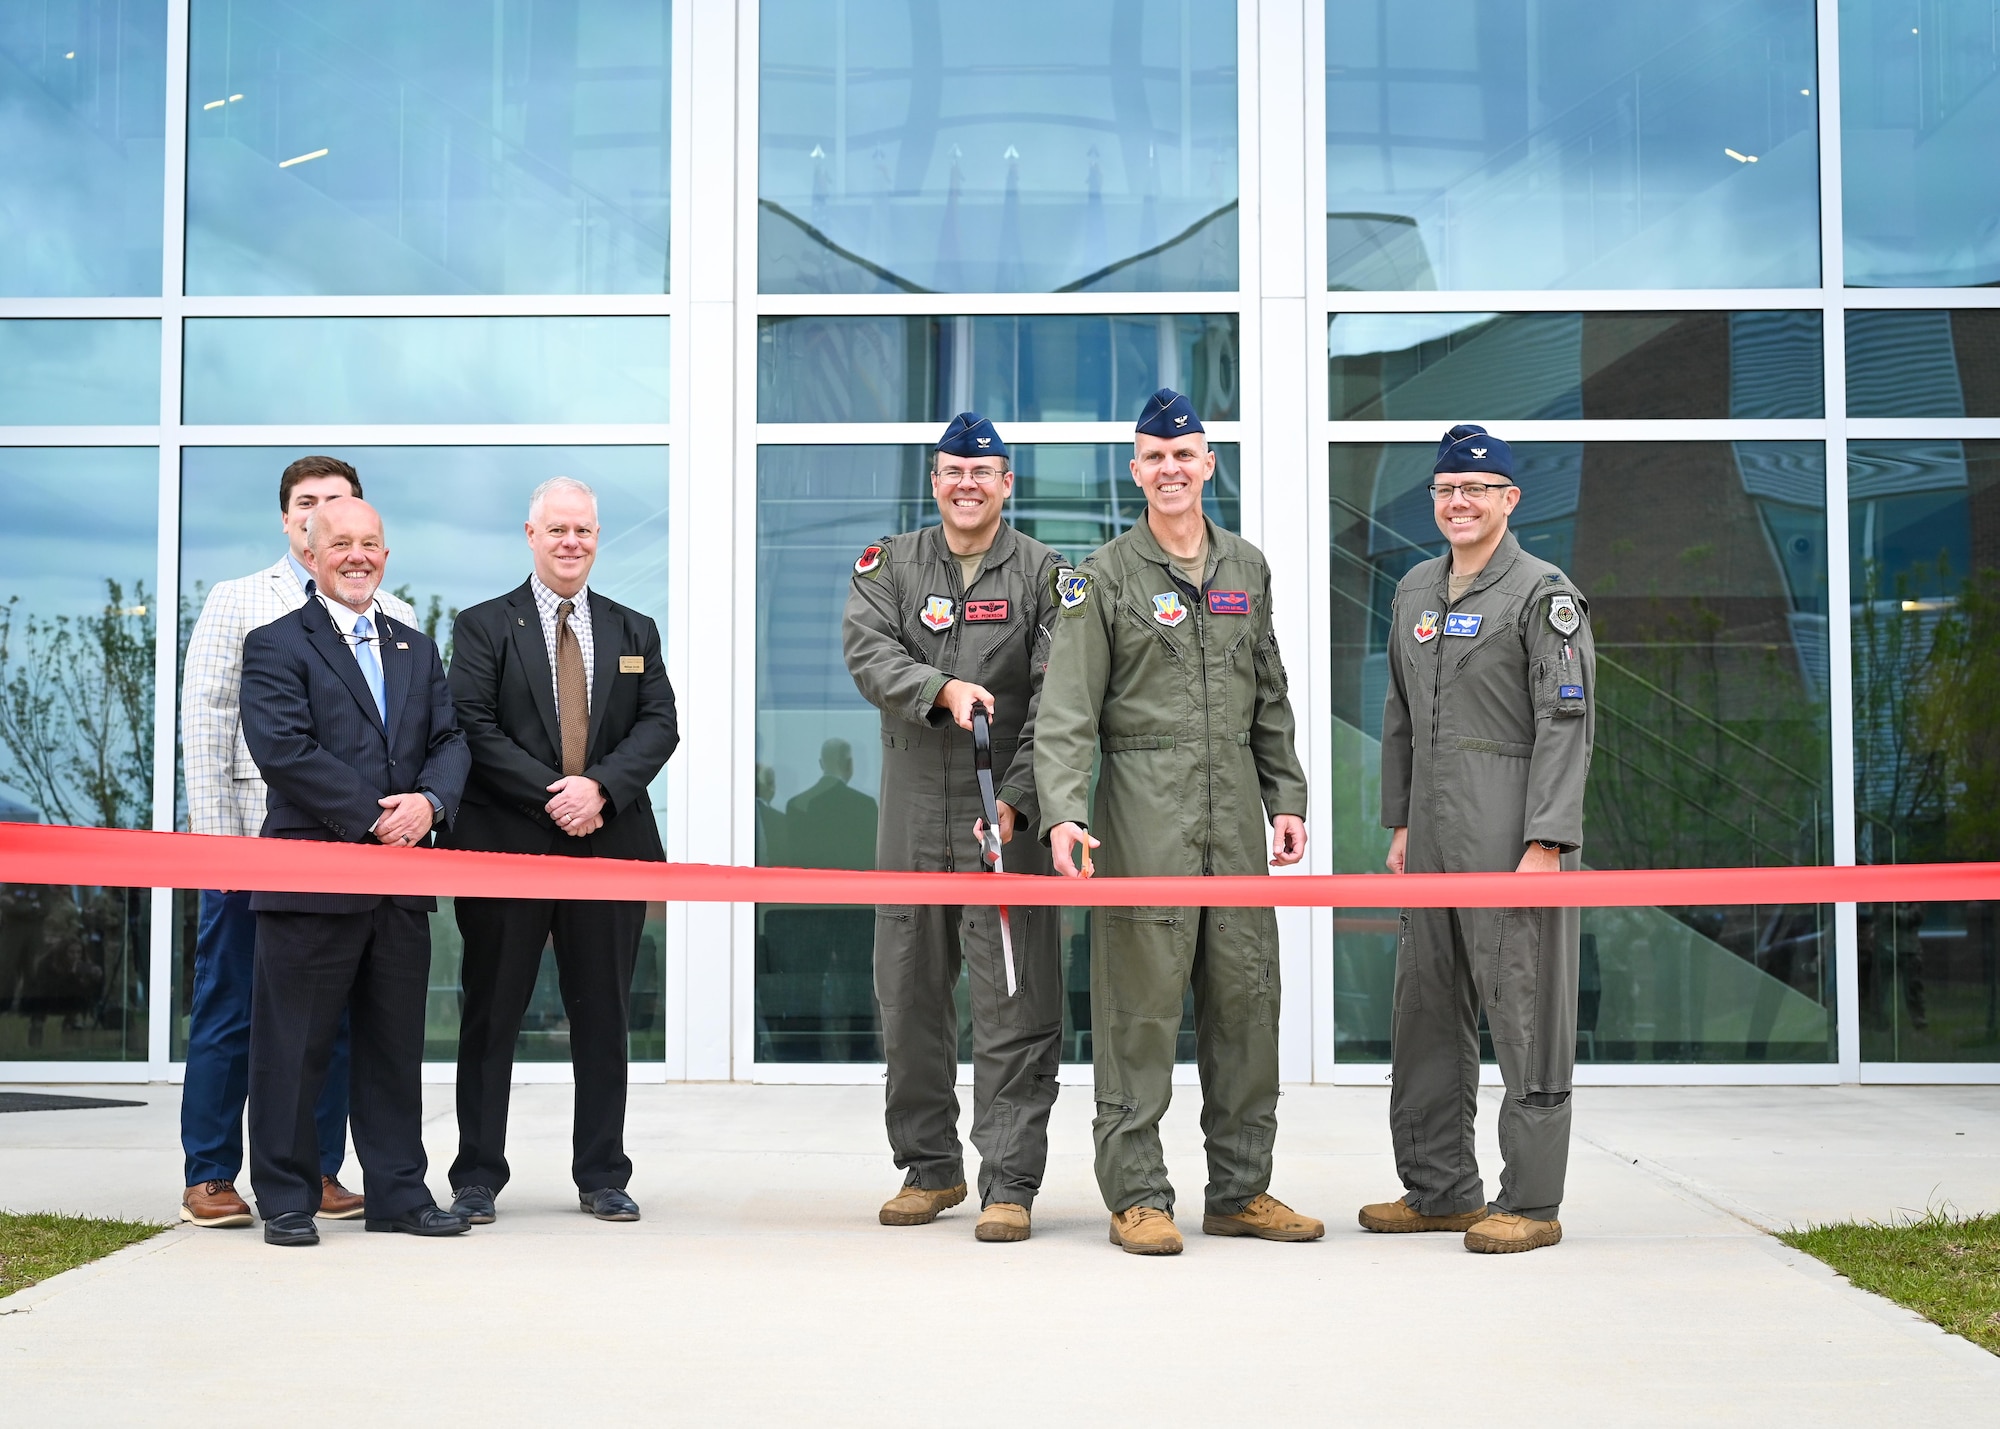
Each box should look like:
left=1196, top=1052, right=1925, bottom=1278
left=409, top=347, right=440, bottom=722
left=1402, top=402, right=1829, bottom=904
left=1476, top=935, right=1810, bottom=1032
left=556, top=599, right=588, bottom=776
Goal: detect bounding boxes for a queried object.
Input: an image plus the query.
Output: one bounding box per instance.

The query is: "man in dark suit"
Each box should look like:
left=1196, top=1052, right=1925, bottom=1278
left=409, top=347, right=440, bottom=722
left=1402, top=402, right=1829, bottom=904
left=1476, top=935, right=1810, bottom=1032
left=240, top=497, right=472, bottom=1248
left=444, top=476, right=680, bottom=1224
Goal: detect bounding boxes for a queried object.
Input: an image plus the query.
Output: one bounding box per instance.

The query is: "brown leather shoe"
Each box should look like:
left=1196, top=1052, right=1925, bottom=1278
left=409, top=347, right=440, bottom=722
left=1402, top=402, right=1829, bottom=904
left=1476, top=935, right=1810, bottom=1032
left=975, top=1202, right=1031, bottom=1242
left=878, top=1182, right=967, bottom=1226
left=1108, top=1206, right=1183, bottom=1256
left=1358, top=1197, right=1487, bottom=1234
left=318, top=1175, right=365, bottom=1220
left=1203, top=1192, right=1324, bottom=1242
left=1464, top=1212, right=1562, bottom=1254
left=180, top=1180, right=253, bottom=1228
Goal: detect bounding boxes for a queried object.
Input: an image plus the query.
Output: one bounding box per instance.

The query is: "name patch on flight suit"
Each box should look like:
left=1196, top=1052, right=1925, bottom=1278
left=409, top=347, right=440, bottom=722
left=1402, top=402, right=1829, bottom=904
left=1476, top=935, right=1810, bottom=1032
left=619, top=656, right=644, bottom=673
left=1152, top=592, right=1189, bottom=627
left=1413, top=610, right=1440, bottom=643
left=1444, top=612, right=1483, bottom=637
left=965, top=599, right=1009, bottom=622
left=1207, top=590, right=1250, bottom=615
left=920, top=596, right=955, bottom=632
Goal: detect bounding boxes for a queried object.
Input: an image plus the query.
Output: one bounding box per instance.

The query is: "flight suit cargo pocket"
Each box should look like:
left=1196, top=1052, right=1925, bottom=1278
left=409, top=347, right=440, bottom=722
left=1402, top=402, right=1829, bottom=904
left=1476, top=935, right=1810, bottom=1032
left=871, top=905, right=918, bottom=1009
left=1253, top=630, right=1289, bottom=700
left=1487, top=907, right=1545, bottom=1047
left=1392, top=912, right=1420, bottom=1012
left=1099, top=907, right=1188, bottom=1019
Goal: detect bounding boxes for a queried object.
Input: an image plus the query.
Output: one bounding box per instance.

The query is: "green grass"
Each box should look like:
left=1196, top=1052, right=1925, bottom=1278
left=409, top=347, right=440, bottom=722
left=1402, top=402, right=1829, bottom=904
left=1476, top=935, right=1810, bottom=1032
left=1780, top=1209, right=2000, bottom=1355
left=0, top=1211, right=168, bottom=1300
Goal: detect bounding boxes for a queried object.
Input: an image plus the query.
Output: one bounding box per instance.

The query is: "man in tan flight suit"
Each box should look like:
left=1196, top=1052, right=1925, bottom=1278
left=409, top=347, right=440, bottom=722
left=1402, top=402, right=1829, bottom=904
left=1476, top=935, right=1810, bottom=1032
left=1361, top=424, right=1596, bottom=1254
left=843, top=412, right=1068, bottom=1243
left=1037, top=388, right=1321, bottom=1256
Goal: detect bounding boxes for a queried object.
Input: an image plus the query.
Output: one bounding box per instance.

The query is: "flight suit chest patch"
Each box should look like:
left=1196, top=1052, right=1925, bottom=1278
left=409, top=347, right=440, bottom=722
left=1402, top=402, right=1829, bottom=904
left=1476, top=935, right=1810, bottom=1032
left=1444, top=612, right=1483, bottom=637
left=964, top=599, right=1009, bottom=622
left=1413, top=610, right=1440, bottom=643
left=919, top=596, right=954, bottom=632
left=1152, top=592, right=1190, bottom=627
left=1207, top=590, right=1250, bottom=615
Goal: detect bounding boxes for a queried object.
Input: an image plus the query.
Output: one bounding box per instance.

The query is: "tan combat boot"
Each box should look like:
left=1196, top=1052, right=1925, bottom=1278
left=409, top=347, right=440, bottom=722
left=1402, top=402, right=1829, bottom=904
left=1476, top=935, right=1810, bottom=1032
left=878, top=1182, right=967, bottom=1226
left=1464, top=1212, right=1562, bottom=1253
left=1357, top=1197, right=1487, bottom=1234
left=975, top=1202, right=1031, bottom=1242
left=1108, top=1206, right=1183, bottom=1256
left=1203, top=1192, right=1325, bottom=1241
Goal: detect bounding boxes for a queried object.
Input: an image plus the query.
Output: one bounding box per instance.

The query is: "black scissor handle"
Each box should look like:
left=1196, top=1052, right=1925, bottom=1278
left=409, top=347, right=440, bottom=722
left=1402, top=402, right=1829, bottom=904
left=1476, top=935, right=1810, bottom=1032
left=970, top=705, right=994, bottom=772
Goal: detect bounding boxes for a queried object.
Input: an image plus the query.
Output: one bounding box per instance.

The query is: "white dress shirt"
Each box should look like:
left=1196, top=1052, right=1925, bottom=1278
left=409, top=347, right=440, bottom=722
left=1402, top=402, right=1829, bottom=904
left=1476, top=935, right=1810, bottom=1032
left=530, top=573, right=595, bottom=715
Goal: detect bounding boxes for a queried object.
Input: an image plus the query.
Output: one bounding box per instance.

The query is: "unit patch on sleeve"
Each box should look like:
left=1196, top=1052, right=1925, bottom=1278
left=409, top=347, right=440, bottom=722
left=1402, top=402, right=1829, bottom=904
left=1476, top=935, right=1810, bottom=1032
left=919, top=595, right=955, bottom=632
left=1547, top=594, right=1581, bottom=636
left=854, top=543, right=885, bottom=577
left=1055, top=568, right=1090, bottom=611
left=1443, top=612, right=1483, bottom=637
left=1413, top=610, right=1440, bottom=643
left=1207, top=590, right=1251, bottom=615
left=965, top=599, right=1010, bottom=622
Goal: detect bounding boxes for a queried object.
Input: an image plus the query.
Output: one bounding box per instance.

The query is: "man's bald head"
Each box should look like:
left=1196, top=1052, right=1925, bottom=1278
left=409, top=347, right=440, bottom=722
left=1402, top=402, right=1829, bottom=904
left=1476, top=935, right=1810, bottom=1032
left=303, top=498, right=390, bottom=613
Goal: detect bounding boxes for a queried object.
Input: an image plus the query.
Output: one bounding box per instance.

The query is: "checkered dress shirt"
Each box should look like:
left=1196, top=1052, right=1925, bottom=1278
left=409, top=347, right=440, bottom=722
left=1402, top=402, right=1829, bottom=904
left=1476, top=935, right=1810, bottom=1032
left=530, top=573, right=594, bottom=716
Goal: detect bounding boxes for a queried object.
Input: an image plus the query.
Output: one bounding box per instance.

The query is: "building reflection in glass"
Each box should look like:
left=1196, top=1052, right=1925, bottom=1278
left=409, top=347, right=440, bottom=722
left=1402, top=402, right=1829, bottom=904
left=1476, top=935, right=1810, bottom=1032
left=755, top=442, right=1239, bottom=1062
left=0, top=449, right=159, bottom=1060
left=1330, top=440, right=1835, bottom=1062
left=1851, top=440, right=2000, bottom=1062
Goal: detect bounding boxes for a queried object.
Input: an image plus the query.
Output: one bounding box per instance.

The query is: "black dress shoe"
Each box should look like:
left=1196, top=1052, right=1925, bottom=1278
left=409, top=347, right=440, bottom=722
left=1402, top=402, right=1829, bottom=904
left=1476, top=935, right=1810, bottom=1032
left=451, top=1185, right=497, bottom=1224
left=264, top=1211, right=319, bottom=1247
left=579, top=1187, right=641, bottom=1222
left=365, top=1203, right=470, bottom=1236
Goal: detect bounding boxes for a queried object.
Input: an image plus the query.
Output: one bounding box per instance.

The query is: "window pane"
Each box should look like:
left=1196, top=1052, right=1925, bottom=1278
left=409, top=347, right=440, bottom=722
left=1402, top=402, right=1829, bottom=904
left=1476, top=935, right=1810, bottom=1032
left=175, top=445, right=670, bottom=1062
left=185, top=0, right=671, bottom=295
left=182, top=317, right=669, bottom=424
left=1325, top=0, right=1820, bottom=290
left=0, top=320, right=160, bottom=425
left=1846, top=311, right=2000, bottom=417
left=760, top=314, right=1240, bottom=423
left=759, top=0, right=1239, bottom=294
left=755, top=443, right=1239, bottom=1062
left=1329, top=441, right=1834, bottom=1062
left=1850, top=439, right=2000, bottom=1061
left=0, top=5, right=165, bottom=296
left=1328, top=311, right=1823, bottom=420
left=1841, top=0, right=2000, bottom=286
left=0, top=448, right=158, bottom=1060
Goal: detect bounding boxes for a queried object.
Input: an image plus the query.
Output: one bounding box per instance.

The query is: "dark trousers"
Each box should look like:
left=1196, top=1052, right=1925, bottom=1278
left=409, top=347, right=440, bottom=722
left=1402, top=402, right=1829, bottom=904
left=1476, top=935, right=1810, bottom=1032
left=450, top=896, right=643, bottom=1195
left=181, top=890, right=350, bottom=1186
left=248, top=906, right=435, bottom=1221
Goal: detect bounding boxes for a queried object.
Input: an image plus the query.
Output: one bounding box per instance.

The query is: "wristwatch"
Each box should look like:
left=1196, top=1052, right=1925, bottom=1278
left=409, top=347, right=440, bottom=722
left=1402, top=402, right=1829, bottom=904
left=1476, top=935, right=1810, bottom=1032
left=1533, top=839, right=1563, bottom=852
left=420, top=789, right=445, bottom=823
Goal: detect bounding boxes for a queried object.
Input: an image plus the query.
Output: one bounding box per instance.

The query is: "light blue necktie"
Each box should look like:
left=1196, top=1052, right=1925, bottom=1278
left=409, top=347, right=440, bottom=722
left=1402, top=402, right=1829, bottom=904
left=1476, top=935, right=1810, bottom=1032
left=351, top=613, right=387, bottom=725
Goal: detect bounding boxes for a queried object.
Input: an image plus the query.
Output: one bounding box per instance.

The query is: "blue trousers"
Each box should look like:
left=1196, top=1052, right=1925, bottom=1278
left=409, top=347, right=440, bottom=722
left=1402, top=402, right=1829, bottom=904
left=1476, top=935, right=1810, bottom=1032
left=182, top=890, right=350, bottom=1186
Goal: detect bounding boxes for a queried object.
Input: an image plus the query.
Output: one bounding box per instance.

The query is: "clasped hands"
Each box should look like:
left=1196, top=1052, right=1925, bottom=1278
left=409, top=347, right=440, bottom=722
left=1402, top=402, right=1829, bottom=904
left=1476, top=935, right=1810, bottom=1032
left=545, top=775, right=606, bottom=837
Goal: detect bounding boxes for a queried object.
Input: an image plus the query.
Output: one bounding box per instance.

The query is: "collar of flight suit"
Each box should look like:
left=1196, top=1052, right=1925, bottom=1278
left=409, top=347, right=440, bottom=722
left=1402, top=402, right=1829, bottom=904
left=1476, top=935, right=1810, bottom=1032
left=920, top=517, right=1019, bottom=588
left=1127, top=509, right=1222, bottom=588
left=1436, top=528, right=1524, bottom=606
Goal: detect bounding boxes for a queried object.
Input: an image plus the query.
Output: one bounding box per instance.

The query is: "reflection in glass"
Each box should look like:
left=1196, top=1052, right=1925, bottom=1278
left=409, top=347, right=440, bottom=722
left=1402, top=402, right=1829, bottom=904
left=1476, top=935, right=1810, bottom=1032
left=1850, top=441, right=2000, bottom=1061
left=1846, top=310, right=2000, bottom=418
left=0, top=449, right=157, bottom=1060
left=176, top=445, right=670, bottom=1062
left=0, top=321, right=160, bottom=425
left=185, top=0, right=670, bottom=295
left=755, top=443, right=1239, bottom=1061
left=1329, top=441, right=1834, bottom=1062
left=759, top=0, right=1238, bottom=294
left=182, top=317, right=669, bottom=425
left=1841, top=0, right=2000, bottom=286
left=760, top=314, right=1239, bottom=424
left=0, top=4, right=165, bottom=295
left=1325, top=0, right=1820, bottom=290
left=1328, top=312, right=1823, bottom=421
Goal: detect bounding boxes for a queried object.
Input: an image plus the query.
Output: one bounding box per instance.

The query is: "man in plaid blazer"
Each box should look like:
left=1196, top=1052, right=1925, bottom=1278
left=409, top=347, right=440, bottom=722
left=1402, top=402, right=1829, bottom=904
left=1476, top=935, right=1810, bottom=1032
left=178, top=455, right=415, bottom=1231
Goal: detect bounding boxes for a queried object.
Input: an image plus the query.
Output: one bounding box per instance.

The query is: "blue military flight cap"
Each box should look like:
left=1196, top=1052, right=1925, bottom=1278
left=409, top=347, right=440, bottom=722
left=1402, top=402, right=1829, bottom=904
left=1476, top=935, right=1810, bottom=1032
left=1135, top=387, right=1205, bottom=438
left=1433, top=423, right=1514, bottom=480
left=936, top=411, right=1008, bottom=459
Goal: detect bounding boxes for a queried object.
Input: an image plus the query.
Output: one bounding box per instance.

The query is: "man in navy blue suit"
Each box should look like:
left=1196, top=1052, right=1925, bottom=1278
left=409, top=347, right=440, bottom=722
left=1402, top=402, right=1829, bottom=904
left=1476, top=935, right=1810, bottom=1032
left=239, top=497, right=471, bottom=1248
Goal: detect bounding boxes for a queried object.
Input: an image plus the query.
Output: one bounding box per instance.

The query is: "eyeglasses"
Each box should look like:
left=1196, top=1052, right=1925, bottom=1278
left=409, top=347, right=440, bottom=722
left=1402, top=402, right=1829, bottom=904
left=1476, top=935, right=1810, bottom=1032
left=937, top=466, right=1008, bottom=486
left=1427, top=481, right=1514, bottom=501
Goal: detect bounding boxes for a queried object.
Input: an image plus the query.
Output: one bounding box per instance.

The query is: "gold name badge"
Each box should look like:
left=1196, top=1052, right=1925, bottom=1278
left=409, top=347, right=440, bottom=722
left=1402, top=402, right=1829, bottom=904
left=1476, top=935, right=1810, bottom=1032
left=619, top=655, right=644, bottom=673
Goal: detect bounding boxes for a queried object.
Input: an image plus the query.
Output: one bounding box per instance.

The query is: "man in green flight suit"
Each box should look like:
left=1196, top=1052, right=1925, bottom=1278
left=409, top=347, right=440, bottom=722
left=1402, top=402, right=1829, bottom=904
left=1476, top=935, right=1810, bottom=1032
left=1037, top=388, right=1321, bottom=1256
left=843, top=412, right=1069, bottom=1243
left=1360, top=424, right=1596, bottom=1255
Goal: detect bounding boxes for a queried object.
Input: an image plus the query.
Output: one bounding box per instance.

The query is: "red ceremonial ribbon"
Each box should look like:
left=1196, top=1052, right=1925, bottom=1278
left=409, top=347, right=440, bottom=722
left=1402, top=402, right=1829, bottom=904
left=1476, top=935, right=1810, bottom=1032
left=2, top=823, right=1997, bottom=908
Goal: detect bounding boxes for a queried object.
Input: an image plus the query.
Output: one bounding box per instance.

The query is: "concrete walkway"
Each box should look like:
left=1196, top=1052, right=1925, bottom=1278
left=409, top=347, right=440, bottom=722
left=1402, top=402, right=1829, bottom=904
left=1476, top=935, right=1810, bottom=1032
left=3, top=1081, right=1998, bottom=1426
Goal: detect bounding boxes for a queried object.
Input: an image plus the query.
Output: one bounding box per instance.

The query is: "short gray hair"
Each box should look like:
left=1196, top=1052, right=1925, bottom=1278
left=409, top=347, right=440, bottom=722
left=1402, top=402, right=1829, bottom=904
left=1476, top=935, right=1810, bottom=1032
left=528, top=476, right=599, bottom=525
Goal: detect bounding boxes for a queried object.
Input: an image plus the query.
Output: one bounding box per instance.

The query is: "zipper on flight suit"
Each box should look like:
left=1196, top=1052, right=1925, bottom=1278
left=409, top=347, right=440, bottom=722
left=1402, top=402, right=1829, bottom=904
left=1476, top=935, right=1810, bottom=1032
left=1195, top=574, right=1215, bottom=876
left=941, top=551, right=968, bottom=873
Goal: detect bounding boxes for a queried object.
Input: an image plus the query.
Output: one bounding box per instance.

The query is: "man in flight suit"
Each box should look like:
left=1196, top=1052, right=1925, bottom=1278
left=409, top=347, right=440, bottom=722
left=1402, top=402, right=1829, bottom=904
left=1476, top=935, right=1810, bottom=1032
left=1037, top=388, right=1319, bottom=1256
left=1361, top=425, right=1596, bottom=1254
left=842, top=412, right=1068, bottom=1243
